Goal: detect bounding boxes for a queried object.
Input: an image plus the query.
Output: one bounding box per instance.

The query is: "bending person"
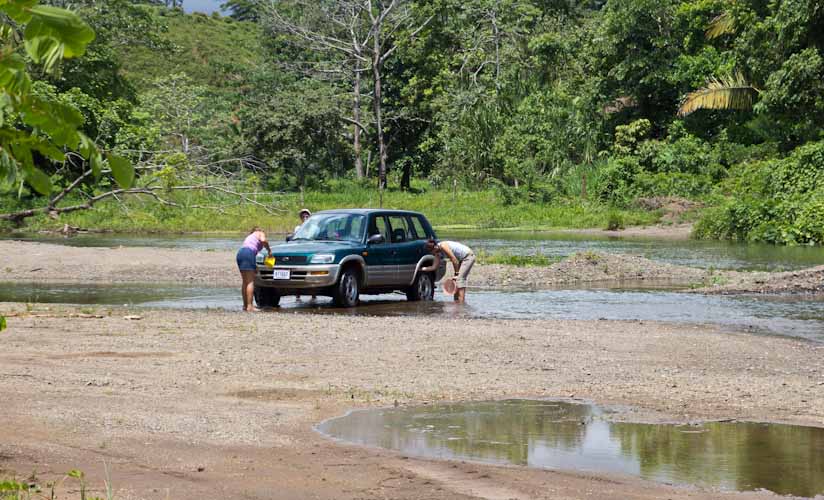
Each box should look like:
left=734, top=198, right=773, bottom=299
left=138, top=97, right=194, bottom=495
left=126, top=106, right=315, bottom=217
left=236, top=227, right=271, bottom=312
left=425, top=239, right=475, bottom=303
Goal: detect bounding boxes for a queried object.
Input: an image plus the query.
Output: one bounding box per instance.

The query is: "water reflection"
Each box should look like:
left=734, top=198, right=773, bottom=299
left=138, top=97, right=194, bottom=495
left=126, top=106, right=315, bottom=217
left=317, top=400, right=824, bottom=497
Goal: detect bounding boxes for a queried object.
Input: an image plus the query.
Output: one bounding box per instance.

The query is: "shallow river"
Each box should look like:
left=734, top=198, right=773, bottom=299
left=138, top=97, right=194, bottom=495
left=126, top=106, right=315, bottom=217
left=4, top=230, right=824, bottom=271
left=2, top=282, right=823, bottom=343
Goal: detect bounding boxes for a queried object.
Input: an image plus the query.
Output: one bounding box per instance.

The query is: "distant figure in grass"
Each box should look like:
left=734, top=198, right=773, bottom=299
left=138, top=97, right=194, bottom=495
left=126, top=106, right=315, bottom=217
left=293, top=208, right=316, bottom=301
left=236, top=226, right=271, bottom=312
left=424, top=239, right=475, bottom=303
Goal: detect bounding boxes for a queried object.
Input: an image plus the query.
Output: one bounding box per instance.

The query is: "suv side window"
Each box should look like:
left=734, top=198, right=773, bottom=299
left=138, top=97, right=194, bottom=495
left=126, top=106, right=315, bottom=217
left=369, top=215, right=391, bottom=244
left=409, top=216, right=429, bottom=240
left=387, top=215, right=414, bottom=243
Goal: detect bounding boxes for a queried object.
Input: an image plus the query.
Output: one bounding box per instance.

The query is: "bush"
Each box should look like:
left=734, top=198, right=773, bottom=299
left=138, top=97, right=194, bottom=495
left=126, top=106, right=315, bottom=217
left=605, top=211, right=625, bottom=230
left=598, top=133, right=722, bottom=205
left=695, top=140, right=824, bottom=244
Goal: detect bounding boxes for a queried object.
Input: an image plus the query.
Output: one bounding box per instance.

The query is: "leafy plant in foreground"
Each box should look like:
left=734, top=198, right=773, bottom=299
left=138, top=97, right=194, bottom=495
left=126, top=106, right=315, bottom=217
left=0, top=0, right=133, bottom=197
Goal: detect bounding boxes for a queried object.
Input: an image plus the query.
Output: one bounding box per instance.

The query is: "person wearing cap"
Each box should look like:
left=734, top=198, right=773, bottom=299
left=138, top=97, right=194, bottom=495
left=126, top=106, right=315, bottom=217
left=294, top=208, right=315, bottom=301
left=294, top=208, right=311, bottom=234
left=423, top=239, right=475, bottom=303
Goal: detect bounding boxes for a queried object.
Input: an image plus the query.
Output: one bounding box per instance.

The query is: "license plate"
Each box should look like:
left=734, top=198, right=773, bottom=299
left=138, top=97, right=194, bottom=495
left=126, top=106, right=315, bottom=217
left=272, top=270, right=290, bottom=280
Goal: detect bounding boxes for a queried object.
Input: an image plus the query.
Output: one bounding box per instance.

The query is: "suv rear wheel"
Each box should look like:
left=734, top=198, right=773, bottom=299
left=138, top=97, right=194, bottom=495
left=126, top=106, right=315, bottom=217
left=333, top=268, right=360, bottom=307
left=407, top=272, right=434, bottom=302
left=254, top=286, right=280, bottom=308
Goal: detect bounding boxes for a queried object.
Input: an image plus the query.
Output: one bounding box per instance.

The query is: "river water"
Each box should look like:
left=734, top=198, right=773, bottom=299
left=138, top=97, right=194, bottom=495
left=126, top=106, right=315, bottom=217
left=4, top=230, right=824, bottom=271
left=2, top=282, right=823, bottom=342
left=2, top=232, right=824, bottom=341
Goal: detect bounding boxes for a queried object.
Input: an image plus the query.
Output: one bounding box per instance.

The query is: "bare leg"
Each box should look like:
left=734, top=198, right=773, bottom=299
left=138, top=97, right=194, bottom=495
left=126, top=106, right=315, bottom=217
left=456, top=288, right=466, bottom=303
left=241, top=271, right=257, bottom=311
left=239, top=271, right=249, bottom=311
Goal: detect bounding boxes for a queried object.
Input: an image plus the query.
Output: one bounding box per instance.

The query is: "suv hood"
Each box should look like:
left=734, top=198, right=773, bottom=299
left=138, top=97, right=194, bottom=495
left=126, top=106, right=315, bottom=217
left=266, top=240, right=360, bottom=256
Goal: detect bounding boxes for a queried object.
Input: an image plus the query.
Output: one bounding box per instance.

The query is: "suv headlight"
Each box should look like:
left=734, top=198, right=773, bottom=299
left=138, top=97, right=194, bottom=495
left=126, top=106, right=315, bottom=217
left=310, top=253, right=335, bottom=264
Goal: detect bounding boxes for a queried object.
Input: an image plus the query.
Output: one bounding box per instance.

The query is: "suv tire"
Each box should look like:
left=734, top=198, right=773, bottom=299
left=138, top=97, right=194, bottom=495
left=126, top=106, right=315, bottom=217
left=254, top=286, right=280, bottom=308
left=407, top=272, right=434, bottom=302
left=333, top=267, right=360, bottom=307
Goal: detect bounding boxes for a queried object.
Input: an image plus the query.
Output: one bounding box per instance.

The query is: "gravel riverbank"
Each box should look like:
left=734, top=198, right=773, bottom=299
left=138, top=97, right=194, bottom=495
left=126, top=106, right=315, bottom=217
left=1, top=304, right=822, bottom=499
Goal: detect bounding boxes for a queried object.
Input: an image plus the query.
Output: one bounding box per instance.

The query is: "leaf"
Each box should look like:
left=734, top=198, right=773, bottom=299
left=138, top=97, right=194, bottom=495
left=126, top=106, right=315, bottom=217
left=706, top=12, right=736, bottom=40
left=678, top=72, right=759, bottom=117
left=0, top=0, right=38, bottom=23
left=24, top=5, right=95, bottom=72
left=0, top=52, right=31, bottom=96
left=108, top=154, right=134, bottom=188
left=79, top=134, right=102, bottom=176
left=24, top=166, right=51, bottom=194
left=0, top=315, right=6, bottom=332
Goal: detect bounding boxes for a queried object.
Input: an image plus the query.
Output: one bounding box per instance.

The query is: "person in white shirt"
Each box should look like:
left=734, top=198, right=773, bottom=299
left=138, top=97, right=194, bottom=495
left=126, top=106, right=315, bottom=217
left=423, top=239, right=475, bottom=303
left=293, top=208, right=315, bottom=301
left=294, top=208, right=311, bottom=234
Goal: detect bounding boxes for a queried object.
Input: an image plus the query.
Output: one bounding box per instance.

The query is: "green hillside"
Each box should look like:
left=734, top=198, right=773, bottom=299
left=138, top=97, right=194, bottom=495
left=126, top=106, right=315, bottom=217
left=118, top=9, right=264, bottom=91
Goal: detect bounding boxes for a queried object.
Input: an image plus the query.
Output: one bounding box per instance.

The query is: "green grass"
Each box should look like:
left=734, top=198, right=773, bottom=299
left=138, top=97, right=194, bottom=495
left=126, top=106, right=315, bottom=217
left=476, top=251, right=560, bottom=266
left=1, top=183, right=662, bottom=234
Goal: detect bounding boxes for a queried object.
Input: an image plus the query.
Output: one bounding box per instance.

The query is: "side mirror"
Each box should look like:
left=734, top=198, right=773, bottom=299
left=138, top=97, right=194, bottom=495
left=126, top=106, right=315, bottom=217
left=367, top=234, right=385, bottom=245
left=285, top=233, right=293, bottom=242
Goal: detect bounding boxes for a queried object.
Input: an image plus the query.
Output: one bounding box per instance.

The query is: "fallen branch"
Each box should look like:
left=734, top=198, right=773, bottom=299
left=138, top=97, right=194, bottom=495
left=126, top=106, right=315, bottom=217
left=0, top=184, right=285, bottom=224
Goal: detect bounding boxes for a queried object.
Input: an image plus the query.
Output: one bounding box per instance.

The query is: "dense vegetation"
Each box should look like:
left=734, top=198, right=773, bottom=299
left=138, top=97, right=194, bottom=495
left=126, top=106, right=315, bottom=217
left=1, top=0, right=823, bottom=243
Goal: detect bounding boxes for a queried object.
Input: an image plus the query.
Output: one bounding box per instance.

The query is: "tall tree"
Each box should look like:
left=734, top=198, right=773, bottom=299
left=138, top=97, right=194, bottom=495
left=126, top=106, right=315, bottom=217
left=263, top=0, right=430, bottom=202
left=222, top=0, right=262, bottom=21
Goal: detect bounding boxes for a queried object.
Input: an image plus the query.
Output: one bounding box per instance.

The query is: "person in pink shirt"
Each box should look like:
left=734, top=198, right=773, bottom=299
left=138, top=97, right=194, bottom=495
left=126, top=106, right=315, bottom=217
left=236, top=227, right=271, bottom=311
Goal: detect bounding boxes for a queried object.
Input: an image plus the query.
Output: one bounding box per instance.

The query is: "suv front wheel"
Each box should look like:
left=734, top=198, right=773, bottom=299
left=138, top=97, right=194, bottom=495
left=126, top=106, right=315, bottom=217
left=254, top=286, right=281, bottom=308
left=407, top=272, right=434, bottom=302
left=333, top=268, right=360, bottom=307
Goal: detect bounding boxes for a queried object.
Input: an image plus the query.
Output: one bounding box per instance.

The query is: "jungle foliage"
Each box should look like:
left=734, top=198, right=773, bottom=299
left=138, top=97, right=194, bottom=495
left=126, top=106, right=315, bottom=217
left=1, top=0, right=824, bottom=244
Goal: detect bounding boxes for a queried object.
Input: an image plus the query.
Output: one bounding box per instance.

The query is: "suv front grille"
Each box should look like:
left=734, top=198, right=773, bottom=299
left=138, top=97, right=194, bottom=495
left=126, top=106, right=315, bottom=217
left=272, top=255, right=307, bottom=264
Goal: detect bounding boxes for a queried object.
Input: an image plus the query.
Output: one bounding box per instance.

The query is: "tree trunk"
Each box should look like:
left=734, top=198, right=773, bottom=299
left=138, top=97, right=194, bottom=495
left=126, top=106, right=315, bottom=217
left=353, top=65, right=364, bottom=179
left=373, top=24, right=387, bottom=206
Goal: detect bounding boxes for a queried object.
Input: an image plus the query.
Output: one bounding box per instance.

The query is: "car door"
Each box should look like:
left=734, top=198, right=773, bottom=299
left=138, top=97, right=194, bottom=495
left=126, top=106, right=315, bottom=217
left=387, top=215, right=422, bottom=286
left=364, top=214, right=396, bottom=287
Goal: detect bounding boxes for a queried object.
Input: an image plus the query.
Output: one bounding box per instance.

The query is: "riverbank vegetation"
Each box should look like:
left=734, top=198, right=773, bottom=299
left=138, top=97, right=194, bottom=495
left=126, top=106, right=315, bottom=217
left=0, top=0, right=823, bottom=244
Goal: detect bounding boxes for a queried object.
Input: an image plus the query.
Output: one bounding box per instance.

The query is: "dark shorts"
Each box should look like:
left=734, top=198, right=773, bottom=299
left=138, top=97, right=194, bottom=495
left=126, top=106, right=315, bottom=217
left=236, top=247, right=257, bottom=271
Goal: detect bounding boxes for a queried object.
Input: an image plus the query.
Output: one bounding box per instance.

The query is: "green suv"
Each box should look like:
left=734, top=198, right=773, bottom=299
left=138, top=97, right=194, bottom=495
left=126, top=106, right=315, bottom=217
left=254, top=209, right=446, bottom=307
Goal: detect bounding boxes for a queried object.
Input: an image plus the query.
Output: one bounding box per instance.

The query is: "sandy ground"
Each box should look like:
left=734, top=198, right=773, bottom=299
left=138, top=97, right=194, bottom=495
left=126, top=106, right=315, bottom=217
left=2, top=239, right=824, bottom=499
left=1, top=304, right=822, bottom=500
left=558, top=222, right=695, bottom=240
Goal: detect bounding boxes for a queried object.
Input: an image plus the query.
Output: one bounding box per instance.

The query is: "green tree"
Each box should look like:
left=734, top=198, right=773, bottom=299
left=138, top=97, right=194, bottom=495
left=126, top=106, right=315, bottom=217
left=222, top=0, right=261, bottom=21
left=0, top=0, right=133, bottom=198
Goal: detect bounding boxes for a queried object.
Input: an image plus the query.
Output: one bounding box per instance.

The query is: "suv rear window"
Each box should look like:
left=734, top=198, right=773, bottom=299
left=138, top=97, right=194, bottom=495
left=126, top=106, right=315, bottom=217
left=409, top=216, right=429, bottom=240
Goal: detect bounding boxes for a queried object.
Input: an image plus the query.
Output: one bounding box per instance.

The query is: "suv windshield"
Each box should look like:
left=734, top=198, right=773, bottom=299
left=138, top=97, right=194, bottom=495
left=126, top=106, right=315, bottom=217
left=293, top=213, right=365, bottom=242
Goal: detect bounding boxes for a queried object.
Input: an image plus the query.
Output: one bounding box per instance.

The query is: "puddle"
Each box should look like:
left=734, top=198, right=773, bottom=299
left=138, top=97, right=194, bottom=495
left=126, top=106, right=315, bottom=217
left=2, top=282, right=824, bottom=342
left=316, top=399, right=824, bottom=497
left=4, top=231, right=824, bottom=271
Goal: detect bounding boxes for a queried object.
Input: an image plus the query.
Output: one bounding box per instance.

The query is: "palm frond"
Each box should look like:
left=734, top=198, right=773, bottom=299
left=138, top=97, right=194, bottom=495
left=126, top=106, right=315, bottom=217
left=678, top=73, right=759, bottom=117
left=706, top=12, right=737, bottom=39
